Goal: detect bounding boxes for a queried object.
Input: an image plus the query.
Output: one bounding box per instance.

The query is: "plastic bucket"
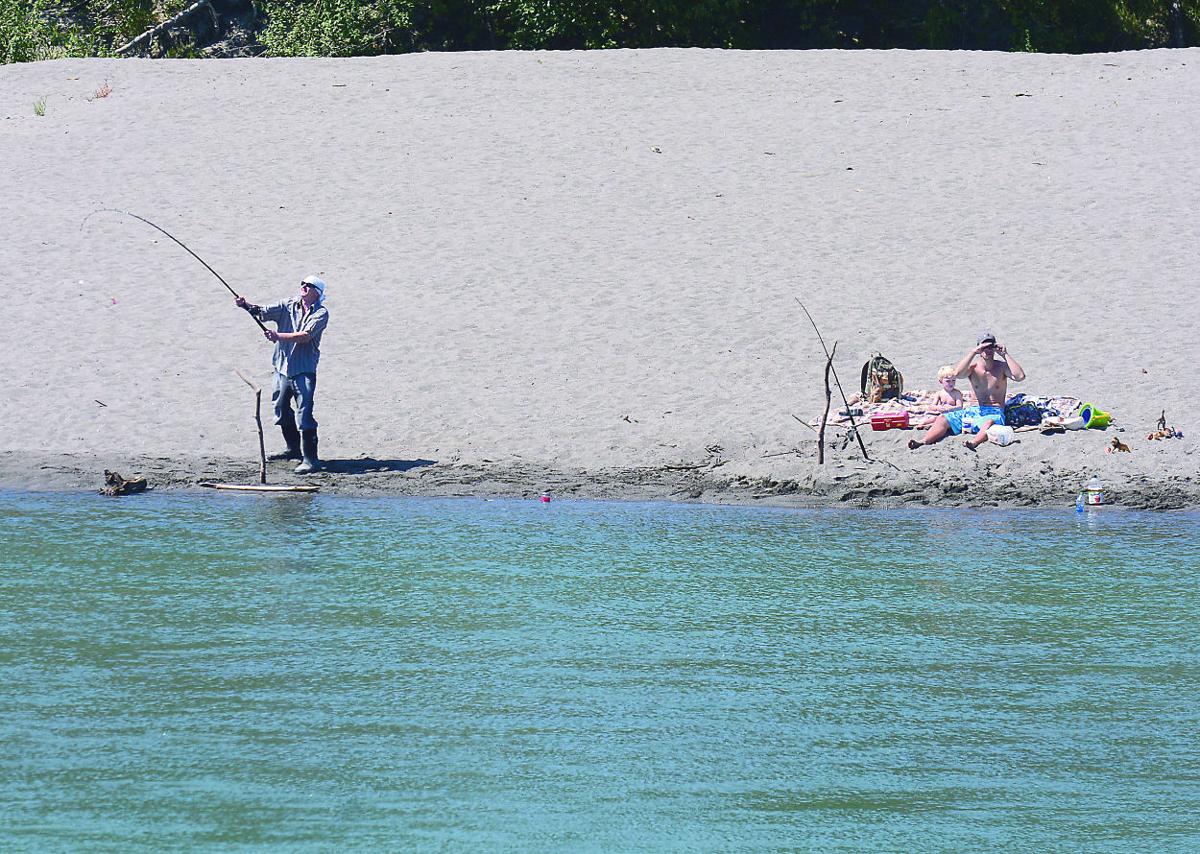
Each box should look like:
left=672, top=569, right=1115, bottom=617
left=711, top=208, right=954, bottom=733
left=1079, top=404, right=1113, bottom=430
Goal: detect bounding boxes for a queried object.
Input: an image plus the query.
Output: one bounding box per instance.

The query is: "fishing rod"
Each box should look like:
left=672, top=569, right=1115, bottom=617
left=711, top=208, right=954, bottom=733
left=81, top=209, right=268, bottom=333
left=795, top=297, right=870, bottom=461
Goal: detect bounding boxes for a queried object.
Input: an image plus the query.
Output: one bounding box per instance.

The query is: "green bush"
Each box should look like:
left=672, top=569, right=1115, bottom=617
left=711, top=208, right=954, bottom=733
left=3, top=0, right=1198, bottom=63
left=261, top=0, right=415, bottom=56
left=1, top=0, right=196, bottom=63
left=2, top=0, right=62, bottom=62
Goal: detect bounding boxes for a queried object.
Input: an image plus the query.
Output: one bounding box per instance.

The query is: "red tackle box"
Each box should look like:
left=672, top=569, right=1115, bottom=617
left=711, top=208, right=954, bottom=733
left=870, top=411, right=910, bottom=431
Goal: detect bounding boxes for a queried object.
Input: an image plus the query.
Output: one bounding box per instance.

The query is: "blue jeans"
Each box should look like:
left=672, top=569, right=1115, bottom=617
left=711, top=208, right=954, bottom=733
left=273, top=372, right=317, bottom=431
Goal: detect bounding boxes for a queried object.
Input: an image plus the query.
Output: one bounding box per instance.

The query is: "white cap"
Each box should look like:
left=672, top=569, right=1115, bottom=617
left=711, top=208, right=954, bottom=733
left=301, top=275, right=326, bottom=299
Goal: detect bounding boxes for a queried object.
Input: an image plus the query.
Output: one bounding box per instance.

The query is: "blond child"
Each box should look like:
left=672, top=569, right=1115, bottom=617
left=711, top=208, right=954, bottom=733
left=932, top=365, right=965, bottom=412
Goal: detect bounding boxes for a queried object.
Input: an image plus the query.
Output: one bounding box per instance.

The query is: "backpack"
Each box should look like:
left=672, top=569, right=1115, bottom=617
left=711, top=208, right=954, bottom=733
left=1004, top=401, right=1042, bottom=428
left=1002, top=392, right=1042, bottom=428
left=860, top=353, right=904, bottom=403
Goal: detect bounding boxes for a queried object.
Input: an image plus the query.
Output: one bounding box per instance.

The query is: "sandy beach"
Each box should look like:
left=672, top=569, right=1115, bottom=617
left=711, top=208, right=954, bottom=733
left=1, top=48, right=1197, bottom=508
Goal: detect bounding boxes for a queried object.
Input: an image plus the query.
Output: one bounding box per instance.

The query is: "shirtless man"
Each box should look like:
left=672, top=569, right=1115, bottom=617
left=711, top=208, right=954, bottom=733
left=909, top=331, right=1026, bottom=450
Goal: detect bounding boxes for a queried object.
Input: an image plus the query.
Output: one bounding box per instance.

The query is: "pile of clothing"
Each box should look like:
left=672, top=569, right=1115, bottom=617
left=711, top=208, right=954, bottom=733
left=1001, top=393, right=1082, bottom=428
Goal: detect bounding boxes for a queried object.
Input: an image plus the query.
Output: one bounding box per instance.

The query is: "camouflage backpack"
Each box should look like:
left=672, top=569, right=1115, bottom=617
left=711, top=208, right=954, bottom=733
left=860, top=353, right=904, bottom=403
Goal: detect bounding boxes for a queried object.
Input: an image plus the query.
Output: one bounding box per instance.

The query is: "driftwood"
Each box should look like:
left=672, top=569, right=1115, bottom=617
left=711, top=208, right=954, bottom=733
left=817, top=341, right=838, bottom=465
left=761, top=448, right=804, bottom=459
left=790, top=414, right=819, bottom=435
left=200, top=482, right=319, bottom=493
left=100, top=470, right=148, bottom=496
left=115, top=0, right=214, bottom=56
left=234, top=368, right=267, bottom=484
left=795, top=298, right=870, bottom=461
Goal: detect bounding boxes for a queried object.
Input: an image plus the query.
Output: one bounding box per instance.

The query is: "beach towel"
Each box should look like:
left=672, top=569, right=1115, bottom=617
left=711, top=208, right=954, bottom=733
left=819, top=391, right=1083, bottom=435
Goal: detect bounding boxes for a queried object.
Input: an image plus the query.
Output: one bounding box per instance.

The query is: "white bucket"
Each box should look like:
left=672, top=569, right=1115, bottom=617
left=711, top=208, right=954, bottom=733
left=987, top=425, right=1016, bottom=446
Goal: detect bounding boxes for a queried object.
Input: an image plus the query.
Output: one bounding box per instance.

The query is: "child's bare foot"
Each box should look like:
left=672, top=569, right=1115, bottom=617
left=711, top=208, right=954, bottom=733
left=908, top=439, right=922, bottom=450
left=963, top=440, right=978, bottom=451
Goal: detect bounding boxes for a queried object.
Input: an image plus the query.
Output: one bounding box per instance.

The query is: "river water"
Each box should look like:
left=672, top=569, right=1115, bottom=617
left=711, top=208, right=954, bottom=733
left=2, top=491, right=1197, bottom=851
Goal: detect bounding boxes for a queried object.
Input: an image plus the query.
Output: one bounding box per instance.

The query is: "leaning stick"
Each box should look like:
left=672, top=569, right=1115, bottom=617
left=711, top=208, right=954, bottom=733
left=818, top=341, right=838, bottom=464
left=795, top=298, right=870, bottom=461
left=234, top=369, right=267, bottom=484
left=790, top=414, right=819, bottom=435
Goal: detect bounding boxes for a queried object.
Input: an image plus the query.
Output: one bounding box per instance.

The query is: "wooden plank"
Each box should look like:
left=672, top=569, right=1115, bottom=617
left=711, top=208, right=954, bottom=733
left=199, top=482, right=319, bottom=493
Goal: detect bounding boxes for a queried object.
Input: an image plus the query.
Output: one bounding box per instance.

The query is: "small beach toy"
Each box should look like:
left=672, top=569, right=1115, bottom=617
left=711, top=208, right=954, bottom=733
left=540, top=492, right=551, bottom=503
left=1078, top=404, right=1112, bottom=430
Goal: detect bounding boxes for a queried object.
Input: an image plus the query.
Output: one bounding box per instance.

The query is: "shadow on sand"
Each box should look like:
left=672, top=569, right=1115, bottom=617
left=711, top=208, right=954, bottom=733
left=321, top=457, right=436, bottom=476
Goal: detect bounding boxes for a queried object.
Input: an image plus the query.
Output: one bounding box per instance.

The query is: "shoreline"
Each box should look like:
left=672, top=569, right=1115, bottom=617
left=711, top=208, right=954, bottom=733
left=3, top=52, right=1198, bottom=500
left=3, top=451, right=1196, bottom=511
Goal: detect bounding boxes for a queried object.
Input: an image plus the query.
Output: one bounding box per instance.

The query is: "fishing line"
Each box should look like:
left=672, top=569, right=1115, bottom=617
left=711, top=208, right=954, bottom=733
left=81, top=208, right=268, bottom=333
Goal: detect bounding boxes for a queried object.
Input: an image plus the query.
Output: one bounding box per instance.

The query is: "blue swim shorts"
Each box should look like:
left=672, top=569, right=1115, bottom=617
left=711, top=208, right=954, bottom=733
left=944, top=405, right=1005, bottom=436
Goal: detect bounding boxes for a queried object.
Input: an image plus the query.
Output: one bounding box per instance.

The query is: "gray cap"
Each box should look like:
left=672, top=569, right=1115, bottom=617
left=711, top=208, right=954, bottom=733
left=978, top=330, right=996, bottom=345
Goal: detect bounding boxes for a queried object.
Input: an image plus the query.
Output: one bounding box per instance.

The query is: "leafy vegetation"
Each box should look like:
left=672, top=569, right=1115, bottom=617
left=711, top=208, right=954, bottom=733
left=1, top=0, right=198, bottom=62
left=3, top=0, right=1197, bottom=63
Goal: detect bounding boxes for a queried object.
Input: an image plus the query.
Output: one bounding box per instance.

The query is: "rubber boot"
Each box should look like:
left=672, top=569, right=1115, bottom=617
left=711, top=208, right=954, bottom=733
left=294, top=429, right=321, bottom=474
left=268, top=419, right=302, bottom=461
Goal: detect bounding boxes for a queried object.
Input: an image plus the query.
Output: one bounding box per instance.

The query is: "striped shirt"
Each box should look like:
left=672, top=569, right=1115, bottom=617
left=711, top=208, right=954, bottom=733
left=252, top=298, right=329, bottom=377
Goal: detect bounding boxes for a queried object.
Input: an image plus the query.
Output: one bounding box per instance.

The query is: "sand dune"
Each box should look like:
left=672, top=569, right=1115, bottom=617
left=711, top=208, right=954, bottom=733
left=1, top=49, right=1197, bottom=506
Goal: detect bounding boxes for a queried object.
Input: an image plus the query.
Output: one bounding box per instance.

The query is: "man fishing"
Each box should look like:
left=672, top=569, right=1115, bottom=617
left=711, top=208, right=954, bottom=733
left=236, top=275, right=330, bottom=474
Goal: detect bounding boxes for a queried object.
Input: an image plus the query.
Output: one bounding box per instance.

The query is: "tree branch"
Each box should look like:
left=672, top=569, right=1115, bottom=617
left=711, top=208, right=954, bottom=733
left=115, top=0, right=212, bottom=56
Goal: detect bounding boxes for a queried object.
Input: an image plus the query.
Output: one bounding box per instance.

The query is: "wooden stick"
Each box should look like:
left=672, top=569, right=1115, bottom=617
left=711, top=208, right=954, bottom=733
left=818, top=341, right=837, bottom=464
left=200, top=482, right=319, bottom=493
left=790, top=414, right=819, bottom=435
left=234, top=369, right=266, bottom=484
left=795, top=298, right=870, bottom=461
left=253, top=389, right=266, bottom=483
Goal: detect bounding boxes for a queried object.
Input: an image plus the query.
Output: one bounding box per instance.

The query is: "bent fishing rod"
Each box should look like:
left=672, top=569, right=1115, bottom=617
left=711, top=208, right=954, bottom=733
left=81, top=209, right=268, bottom=333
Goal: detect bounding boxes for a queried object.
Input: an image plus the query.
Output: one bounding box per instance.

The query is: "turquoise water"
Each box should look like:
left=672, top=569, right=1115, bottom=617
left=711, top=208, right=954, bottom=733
left=1, top=492, right=1198, bottom=852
